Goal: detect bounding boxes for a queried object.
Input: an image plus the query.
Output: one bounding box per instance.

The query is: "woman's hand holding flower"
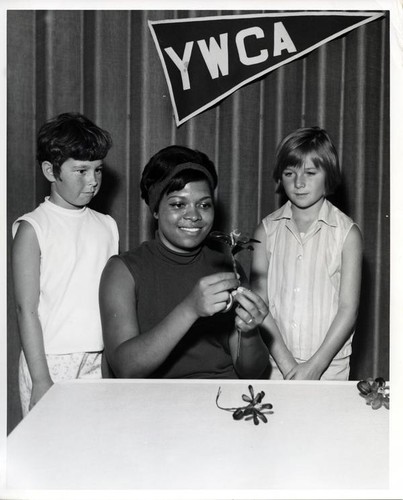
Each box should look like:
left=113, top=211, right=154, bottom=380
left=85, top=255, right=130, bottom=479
left=185, top=272, right=240, bottom=318
left=232, top=286, right=269, bottom=332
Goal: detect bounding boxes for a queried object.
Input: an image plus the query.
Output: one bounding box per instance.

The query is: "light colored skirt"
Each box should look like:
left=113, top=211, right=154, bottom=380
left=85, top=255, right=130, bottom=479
left=19, top=350, right=102, bottom=417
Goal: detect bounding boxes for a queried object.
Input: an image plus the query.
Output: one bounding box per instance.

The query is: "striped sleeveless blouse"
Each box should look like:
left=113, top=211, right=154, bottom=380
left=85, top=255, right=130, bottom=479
left=262, top=199, right=356, bottom=360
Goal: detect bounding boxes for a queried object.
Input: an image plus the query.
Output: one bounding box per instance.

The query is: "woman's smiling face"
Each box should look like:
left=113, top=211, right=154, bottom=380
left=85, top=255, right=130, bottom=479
left=155, top=180, right=214, bottom=253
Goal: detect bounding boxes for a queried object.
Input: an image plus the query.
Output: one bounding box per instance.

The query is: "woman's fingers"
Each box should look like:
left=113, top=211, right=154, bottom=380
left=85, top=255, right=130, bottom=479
left=234, top=308, right=255, bottom=328
left=201, top=272, right=239, bottom=286
left=234, top=286, right=268, bottom=309
left=233, top=287, right=268, bottom=316
left=232, top=287, right=269, bottom=328
left=194, top=275, right=270, bottom=318
left=198, top=273, right=239, bottom=297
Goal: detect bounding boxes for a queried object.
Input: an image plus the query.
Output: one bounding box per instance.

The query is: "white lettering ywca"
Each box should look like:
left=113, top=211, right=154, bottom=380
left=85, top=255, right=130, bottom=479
left=197, top=34, right=229, bottom=80
left=164, top=22, right=297, bottom=91
left=164, top=42, right=194, bottom=90
left=236, top=27, right=268, bottom=66
left=273, top=22, right=297, bottom=56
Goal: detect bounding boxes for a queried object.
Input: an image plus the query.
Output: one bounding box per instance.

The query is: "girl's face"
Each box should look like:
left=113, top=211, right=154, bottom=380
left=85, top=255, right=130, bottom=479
left=47, top=158, right=103, bottom=209
left=281, top=157, right=326, bottom=212
left=155, top=180, right=214, bottom=253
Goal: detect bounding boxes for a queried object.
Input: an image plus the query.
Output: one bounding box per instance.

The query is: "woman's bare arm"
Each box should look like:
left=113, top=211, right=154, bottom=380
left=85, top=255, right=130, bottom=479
left=99, top=257, right=239, bottom=378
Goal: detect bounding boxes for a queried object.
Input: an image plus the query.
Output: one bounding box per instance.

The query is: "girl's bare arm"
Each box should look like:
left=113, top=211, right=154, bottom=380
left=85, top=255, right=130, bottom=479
left=12, top=221, right=53, bottom=408
left=286, top=224, right=363, bottom=380
left=250, top=223, right=297, bottom=377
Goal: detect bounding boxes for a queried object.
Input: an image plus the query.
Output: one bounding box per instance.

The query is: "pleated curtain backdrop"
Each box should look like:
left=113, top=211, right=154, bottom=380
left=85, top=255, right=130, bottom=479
left=7, top=10, right=389, bottom=433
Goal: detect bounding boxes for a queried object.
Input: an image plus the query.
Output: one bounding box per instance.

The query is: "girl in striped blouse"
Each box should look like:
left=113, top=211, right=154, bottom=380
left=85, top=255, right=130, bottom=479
left=251, top=127, right=363, bottom=380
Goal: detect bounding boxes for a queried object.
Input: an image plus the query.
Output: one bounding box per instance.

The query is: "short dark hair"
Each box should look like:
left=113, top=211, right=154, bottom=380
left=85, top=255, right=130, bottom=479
left=37, top=112, right=112, bottom=178
left=273, top=126, right=342, bottom=195
left=140, top=145, right=218, bottom=212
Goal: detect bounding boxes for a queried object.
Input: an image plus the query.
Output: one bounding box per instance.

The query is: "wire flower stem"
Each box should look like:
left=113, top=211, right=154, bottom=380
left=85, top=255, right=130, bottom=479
left=208, top=229, right=260, bottom=361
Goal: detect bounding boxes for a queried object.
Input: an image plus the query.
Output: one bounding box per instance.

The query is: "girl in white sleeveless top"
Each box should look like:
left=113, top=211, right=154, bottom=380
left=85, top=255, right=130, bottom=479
left=12, top=113, right=119, bottom=416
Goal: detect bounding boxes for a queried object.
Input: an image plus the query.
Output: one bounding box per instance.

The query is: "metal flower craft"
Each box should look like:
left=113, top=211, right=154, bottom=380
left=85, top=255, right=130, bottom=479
left=216, top=384, right=274, bottom=425
left=357, top=377, right=390, bottom=410
left=209, top=229, right=260, bottom=277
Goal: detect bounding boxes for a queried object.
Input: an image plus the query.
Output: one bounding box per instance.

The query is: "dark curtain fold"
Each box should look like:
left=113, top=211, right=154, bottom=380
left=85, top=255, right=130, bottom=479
left=7, top=10, right=389, bottom=433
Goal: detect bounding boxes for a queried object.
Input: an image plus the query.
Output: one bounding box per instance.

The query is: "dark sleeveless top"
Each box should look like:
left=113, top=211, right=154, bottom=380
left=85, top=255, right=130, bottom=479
left=108, top=233, right=240, bottom=379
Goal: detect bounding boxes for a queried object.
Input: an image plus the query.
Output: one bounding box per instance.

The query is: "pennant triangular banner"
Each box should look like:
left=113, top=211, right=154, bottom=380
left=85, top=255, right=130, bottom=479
left=148, top=11, right=384, bottom=126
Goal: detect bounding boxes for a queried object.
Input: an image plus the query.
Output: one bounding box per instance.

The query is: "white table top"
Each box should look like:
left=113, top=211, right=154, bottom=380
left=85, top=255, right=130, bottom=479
left=6, top=379, right=389, bottom=491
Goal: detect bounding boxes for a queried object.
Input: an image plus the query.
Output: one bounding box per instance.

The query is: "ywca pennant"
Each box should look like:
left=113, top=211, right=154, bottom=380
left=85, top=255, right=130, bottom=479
left=148, top=11, right=384, bottom=126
